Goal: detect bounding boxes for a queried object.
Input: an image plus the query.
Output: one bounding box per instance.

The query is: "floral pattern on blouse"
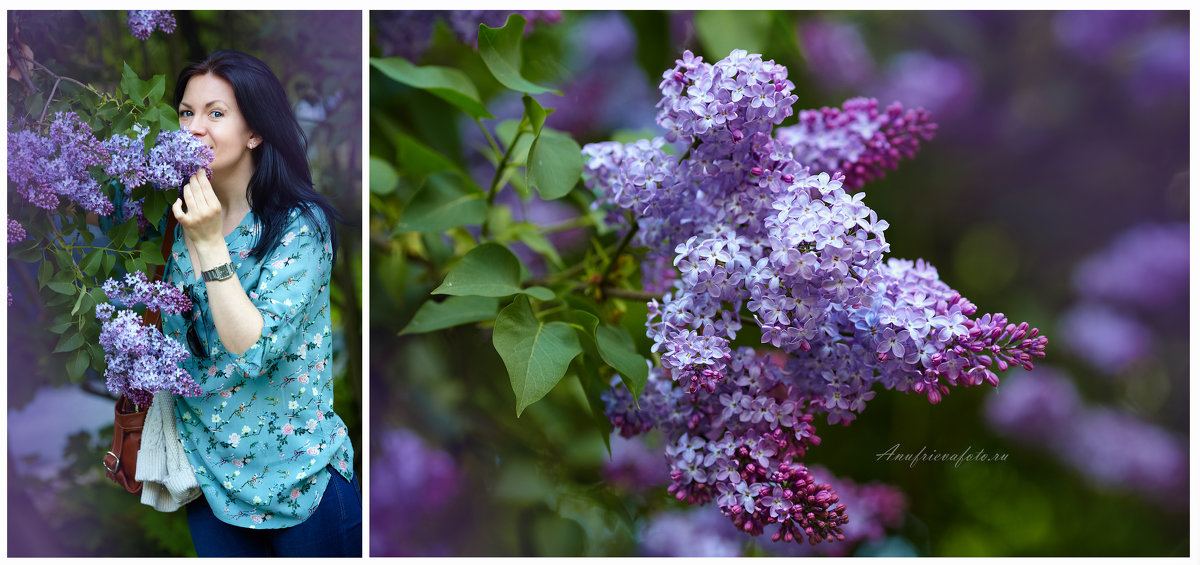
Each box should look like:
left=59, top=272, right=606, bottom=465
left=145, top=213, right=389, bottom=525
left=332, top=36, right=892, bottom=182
left=163, top=207, right=354, bottom=529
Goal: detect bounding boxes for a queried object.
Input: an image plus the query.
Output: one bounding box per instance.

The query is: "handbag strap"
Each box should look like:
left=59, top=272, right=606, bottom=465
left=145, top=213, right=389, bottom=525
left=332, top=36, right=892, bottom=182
left=141, top=214, right=179, bottom=330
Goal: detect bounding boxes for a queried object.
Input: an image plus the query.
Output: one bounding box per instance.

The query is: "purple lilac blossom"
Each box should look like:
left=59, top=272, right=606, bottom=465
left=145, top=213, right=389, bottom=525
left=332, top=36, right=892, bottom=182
left=8, top=113, right=112, bottom=215
left=799, top=18, right=875, bottom=90
left=97, top=273, right=197, bottom=406
left=775, top=97, right=937, bottom=190
left=126, top=11, right=177, bottom=41
left=985, top=367, right=1186, bottom=504
left=539, top=12, right=657, bottom=137
left=984, top=368, right=1082, bottom=445
left=603, top=434, right=668, bottom=490
left=1125, top=27, right=1189, bottom=105
left=1058, top=303, right=1152, bottom=375
left=1052, top=11, right=1159, bottom=64
left=590, top=49, right=1046, bottom=547
left=146, top=127, right=215, bottom=188
left=766, top=466, right=907, bottom=556
left=639, top=506, right=746, bottom=556
left=104, top=126, right=212, bottom=228
left=1072, top=223, right=1188, bottom=313
left=96, top=303, right=197, bottom=408
left=1059, top=407, right=1187, bottom=505
left=102, top=271, right=192, bottom=316
left=370, top=428, right=460, bottom=556
left=372, top=11, right=439, bottom=60
left=872, top=52, right=976, bottom=119
left=8, top=219, right=27, bottom=245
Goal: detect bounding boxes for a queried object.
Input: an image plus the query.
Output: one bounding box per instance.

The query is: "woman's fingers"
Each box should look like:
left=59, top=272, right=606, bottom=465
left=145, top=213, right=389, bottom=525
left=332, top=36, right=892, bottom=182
left=171, top=197, right=187, bottom=222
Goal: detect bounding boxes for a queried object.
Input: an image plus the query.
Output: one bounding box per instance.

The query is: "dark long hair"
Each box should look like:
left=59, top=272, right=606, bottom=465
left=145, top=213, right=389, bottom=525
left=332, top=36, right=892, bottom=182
left=174, top=49, right=341, bottom=263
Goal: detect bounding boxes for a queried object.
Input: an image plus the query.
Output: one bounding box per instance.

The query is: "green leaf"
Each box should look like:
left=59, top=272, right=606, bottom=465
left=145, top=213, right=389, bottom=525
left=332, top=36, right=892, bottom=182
left=47, top=316, right=74, bottom=334
left=369, top=156, right=399, bottom=195
left=79, top=249, right=103, bottom=277
left=47, top=281, right=76, bottom=295
left=526, top=128, right=583, bottom=200
left=511, top=223, right=564, bottom=269
left=23, top=92, right=45, bottom=118
left=395, top=131, right=465, bottom=182
left=399, top=295, right=499, bottom=335
left=156, top=103, right=177, bottom=129
left=53, top=330, right=84, bottom=354
left=109, top=217, right=138, bottom=249
left=493, top=295, right=582, bottom=417
left=140, top=240, right=167, bottom=266
left=693, top=11, right=772, bottom=59
left=432, top=242, right=553, bottom=300
left=67, top=349, right=90, bottom=381
left=370, top=57, right=493, bottom=119
left=146, top=75, right=166, bottom=106
left=88, top=343, right=106, bottom=368
left=522, top=94, right=547, bottom=136
left=477, top=14, right=559, bottom=95
left=396, top=172, right=487, bottom=233
left=596, top=325, right=649, bottom=401
left=121, top=62, right=146, bottom=104
left=37, top=259, right=53, bottom=288
left=101, top=252, right=116, bottom=274
left=143, top=188, right=172, bottom=226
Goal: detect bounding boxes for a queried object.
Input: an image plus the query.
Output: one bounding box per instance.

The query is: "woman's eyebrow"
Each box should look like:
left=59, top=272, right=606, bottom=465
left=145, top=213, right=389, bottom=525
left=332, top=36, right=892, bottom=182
left=178, top=100, right=229, bottom=108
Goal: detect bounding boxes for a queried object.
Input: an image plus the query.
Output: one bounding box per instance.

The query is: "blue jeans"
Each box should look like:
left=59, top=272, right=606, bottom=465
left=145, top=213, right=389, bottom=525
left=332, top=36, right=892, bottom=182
left=186, top=466, right=362, bottom=557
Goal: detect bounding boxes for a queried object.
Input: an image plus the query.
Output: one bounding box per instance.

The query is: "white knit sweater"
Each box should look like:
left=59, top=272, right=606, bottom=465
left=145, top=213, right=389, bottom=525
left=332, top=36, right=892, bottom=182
left=135, top=391, right=202, bottom=512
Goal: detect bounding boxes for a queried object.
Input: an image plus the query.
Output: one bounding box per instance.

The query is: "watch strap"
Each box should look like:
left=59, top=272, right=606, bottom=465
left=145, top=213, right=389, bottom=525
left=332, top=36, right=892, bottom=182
left=201, top=261, right=236, bottom=282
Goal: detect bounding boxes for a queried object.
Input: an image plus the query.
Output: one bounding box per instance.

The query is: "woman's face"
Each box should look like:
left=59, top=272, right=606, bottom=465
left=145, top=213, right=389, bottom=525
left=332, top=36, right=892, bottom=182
left=178, top=73, right=261, bottom=180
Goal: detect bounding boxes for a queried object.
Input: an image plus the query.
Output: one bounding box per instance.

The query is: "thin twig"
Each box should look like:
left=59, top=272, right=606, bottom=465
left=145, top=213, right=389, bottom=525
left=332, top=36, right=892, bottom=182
left=481, top=127, right=525, bottom=238
left=599, top=216, right=639, bottom=293
left=601, top=287, right=662, bottom=302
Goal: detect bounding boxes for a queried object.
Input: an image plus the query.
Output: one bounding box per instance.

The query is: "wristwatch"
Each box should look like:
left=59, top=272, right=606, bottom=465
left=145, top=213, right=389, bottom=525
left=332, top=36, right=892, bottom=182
left=201, top=261, right=236, bottom=282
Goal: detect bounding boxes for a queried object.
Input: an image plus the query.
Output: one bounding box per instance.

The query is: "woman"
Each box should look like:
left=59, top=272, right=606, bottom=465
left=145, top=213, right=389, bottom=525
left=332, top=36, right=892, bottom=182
left=162, top=49, right=359, bottom=557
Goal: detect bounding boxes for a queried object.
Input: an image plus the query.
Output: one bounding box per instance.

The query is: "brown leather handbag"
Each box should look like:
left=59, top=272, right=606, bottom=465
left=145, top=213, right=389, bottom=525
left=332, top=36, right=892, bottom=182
left=102, top=216, right=177, bottom=494
left=104, top=395, right=146, bottom=494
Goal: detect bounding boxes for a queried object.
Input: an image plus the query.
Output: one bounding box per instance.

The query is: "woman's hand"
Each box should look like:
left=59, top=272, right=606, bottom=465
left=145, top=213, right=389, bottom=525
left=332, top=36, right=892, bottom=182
left=173, top=171, right=225, bottom=251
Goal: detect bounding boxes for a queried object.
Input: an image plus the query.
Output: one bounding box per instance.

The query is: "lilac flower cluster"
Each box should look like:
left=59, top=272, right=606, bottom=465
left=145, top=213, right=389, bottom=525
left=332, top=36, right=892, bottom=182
left=101, top=271, right=192, bottom=315
left=1071, top=222, right=1188, bottom=314
left=775, top=98, right=936, bottom=190
left=8, top=219, right=27, bottom=245
left=97, top=272, right=197, bottom=407
left=96, top=302, right=197, bottom=408
left=640, top=506, right=745, bottom=556
left=606, top=350, right=848, bottom=545
left=1058, top=303, right=1151, bottom=375
left=9, top=114, right=212, bottom=228
left=104, top=125, right=213, bottom=227
left=371, top=428, right=460, bottom=556
left=589, top=50, right=1046, bottom=547
left=603, top=434, right=668, bottom=491
left=126, top=10, right=176, bottom=41
left=147, top=127, right=215, bottom=187
left=986, top=368, right=1187, bottom=504
left=766, top=466, right=907, bottom=557
left=8, top=113, right=112, bottom=215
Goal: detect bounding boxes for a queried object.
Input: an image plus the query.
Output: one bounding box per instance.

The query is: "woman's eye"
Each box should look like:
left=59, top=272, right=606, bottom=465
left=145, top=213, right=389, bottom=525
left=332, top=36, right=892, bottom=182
left=210, top=110, right=224, bottom=119
left=180, top=110, right=193, bottom=118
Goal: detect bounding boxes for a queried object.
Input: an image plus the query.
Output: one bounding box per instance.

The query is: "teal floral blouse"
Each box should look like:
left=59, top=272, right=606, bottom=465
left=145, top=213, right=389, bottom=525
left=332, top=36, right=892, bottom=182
left=163, top=207, right=354, bottom=529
